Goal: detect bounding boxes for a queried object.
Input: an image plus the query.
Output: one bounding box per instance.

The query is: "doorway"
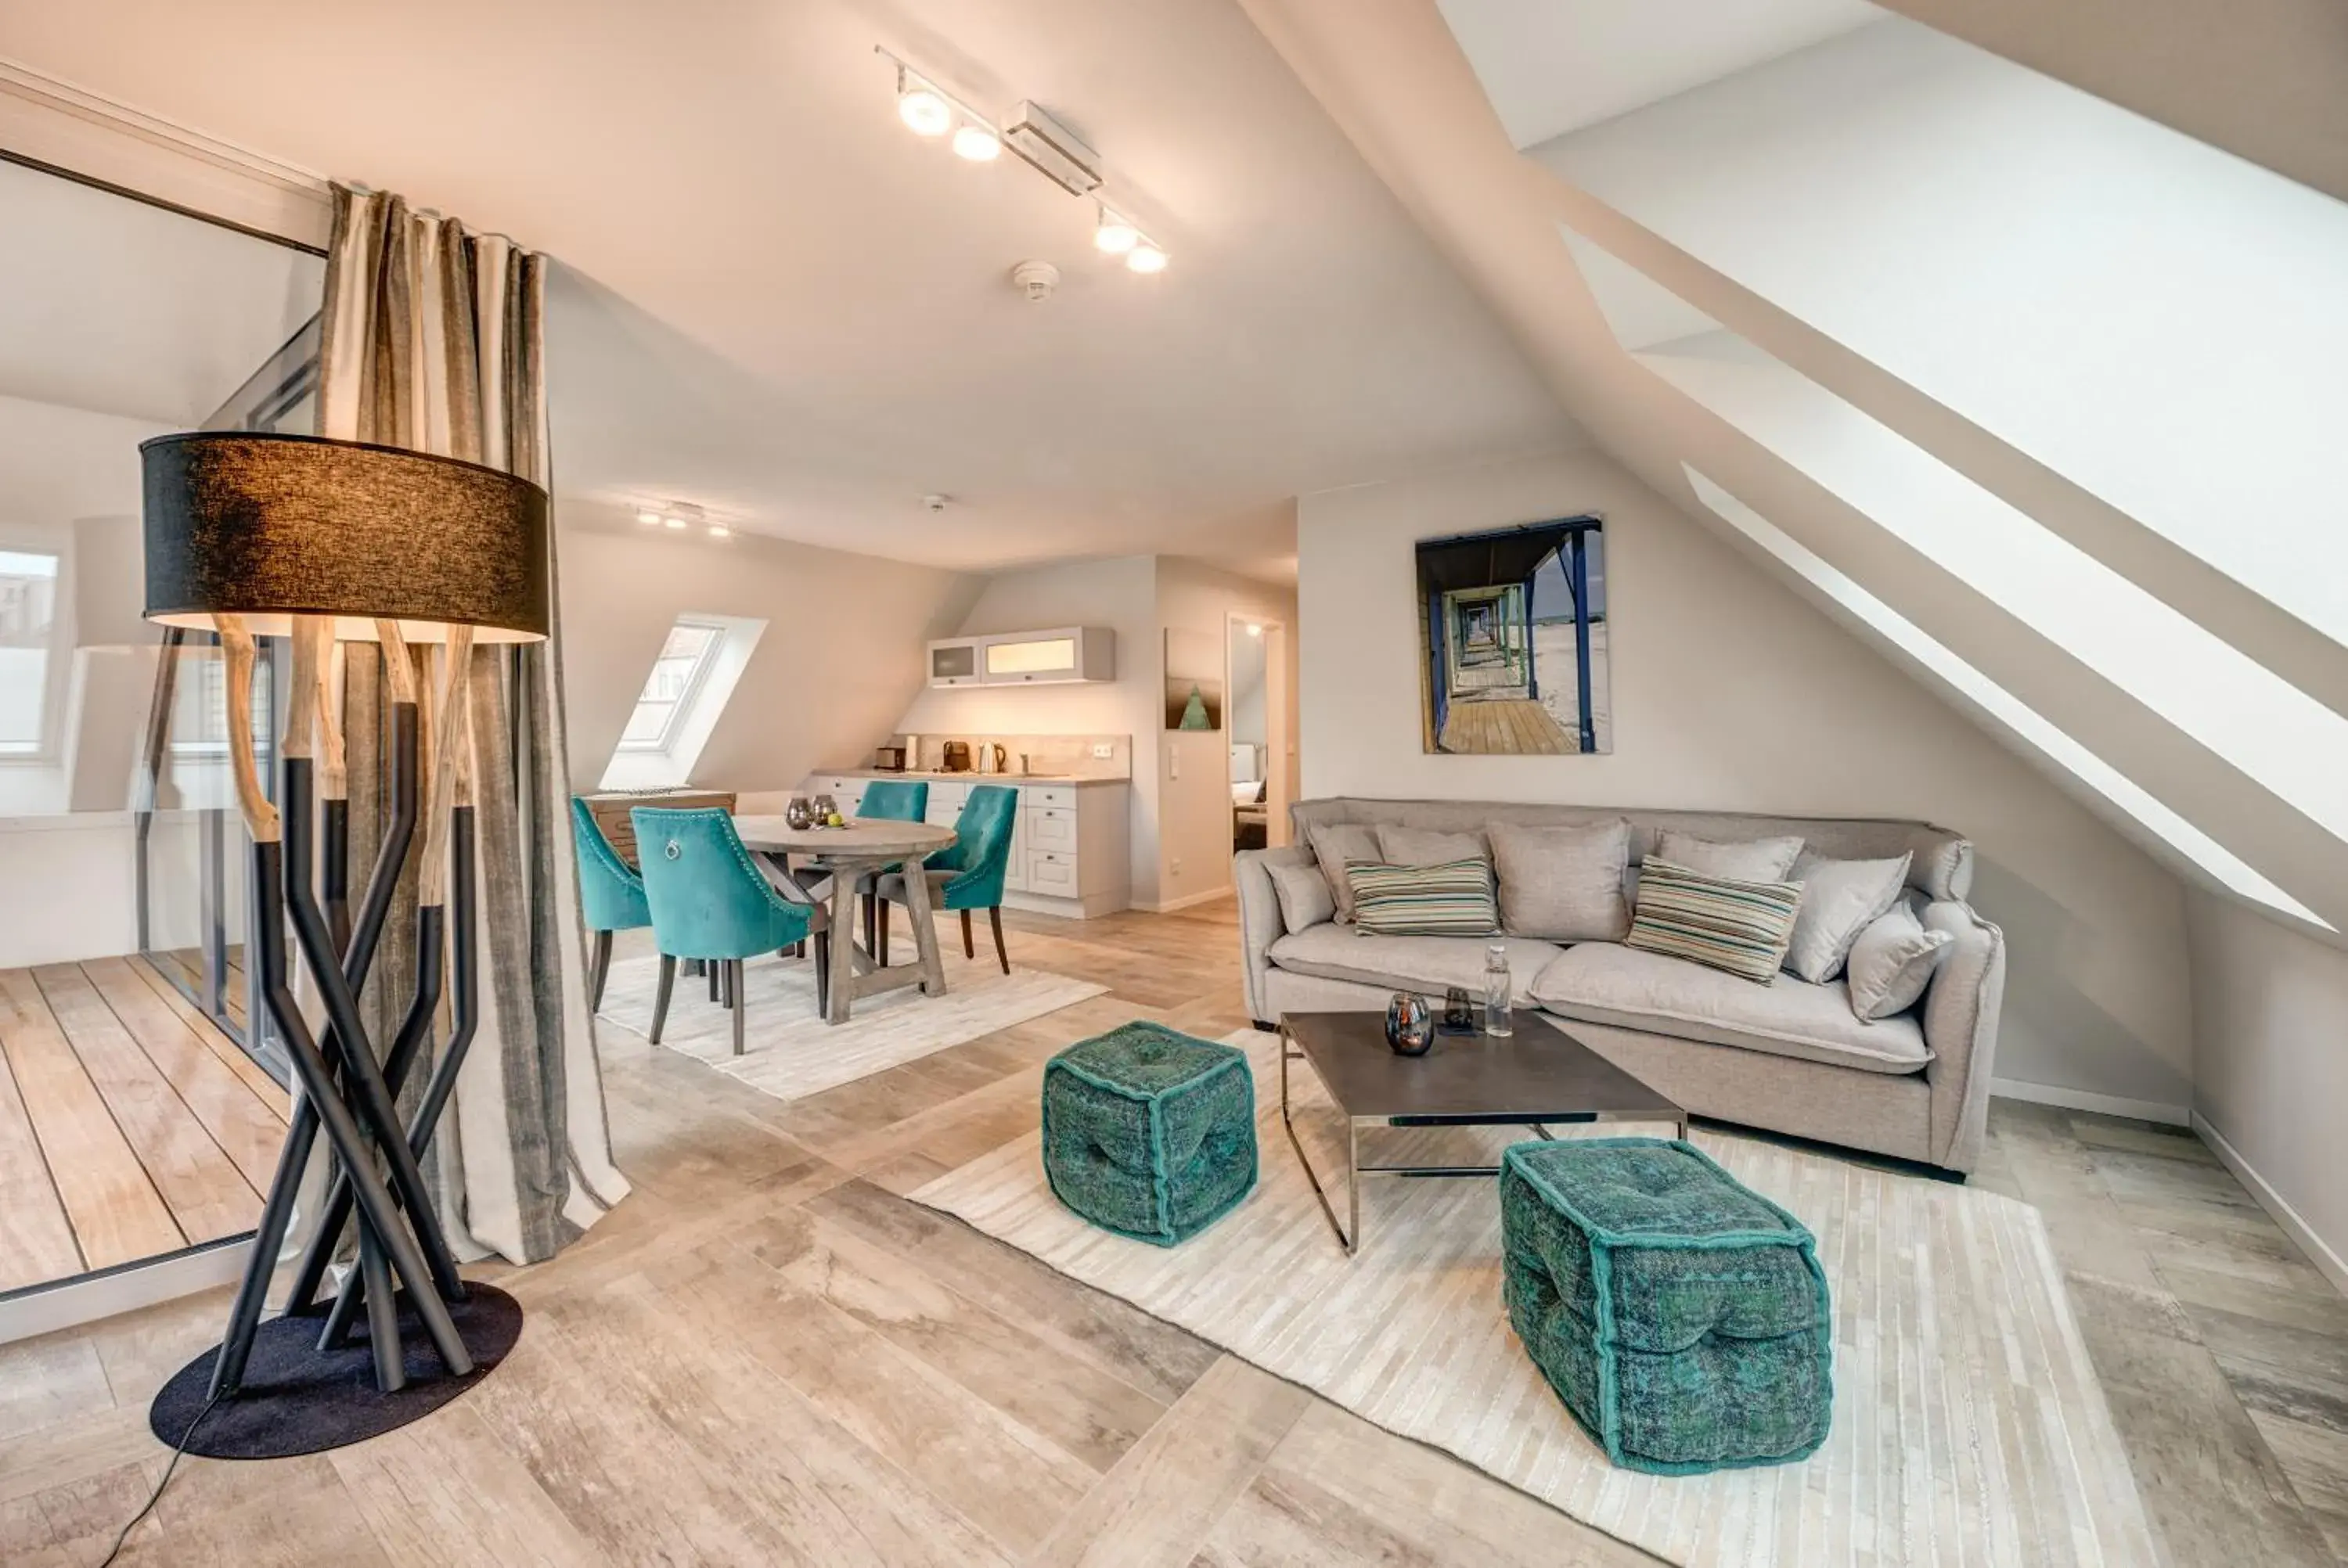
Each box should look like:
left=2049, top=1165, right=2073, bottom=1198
left=1226, top=613, right=1293, bottom=851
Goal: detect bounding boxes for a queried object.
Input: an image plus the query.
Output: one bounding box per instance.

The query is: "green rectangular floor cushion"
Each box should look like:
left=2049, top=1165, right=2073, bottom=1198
left=1041, top=1022, right=1258, bottom=1247
left=1500, top=1137, right=1833, bottom=1475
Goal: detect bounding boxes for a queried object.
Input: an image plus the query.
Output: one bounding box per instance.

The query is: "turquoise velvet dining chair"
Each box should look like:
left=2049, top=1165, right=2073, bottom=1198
left=571, top=797, right=650, bottom=1011
left=877, top=784, right=1019, bottom=975
left=632, top=807, right=828, bottom=1054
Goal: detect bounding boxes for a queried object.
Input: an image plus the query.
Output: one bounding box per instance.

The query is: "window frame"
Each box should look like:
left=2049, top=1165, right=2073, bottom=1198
left=0, top=546, right=65, bottom=764
left=614, top=616, right=729, bottom=755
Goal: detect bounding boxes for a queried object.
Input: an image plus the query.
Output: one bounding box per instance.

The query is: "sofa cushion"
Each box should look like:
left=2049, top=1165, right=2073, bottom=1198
left=1783, top=851, right=1911, bottom=984
left=1489, top=818, right=1632, bottom=943
left=1625, top=860, right=1802, bottom=984
left=1377, top=824, right=1487, bottom=868
left=1345, top=858, right=1500, bottom=938
left=1651, top=829, right=1805, bottom=882
left=1269, top=923, right=1561, bottom=1003
left=1267, top=861, right=1336, bottom=935
left=1845, top=900, right=1952, bottom=1020
left=1308, top=822, right=1383, bottom=924
left=1531, top=943, right=1931, bottom=1076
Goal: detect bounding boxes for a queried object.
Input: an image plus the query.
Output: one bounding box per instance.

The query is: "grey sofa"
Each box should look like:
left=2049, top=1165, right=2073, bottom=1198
left=1236, top=797, right=2005, bottom=1176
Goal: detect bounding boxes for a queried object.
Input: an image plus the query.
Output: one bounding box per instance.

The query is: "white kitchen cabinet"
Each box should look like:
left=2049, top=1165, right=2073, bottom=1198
left=925, top=628, right=1114, bottom=688
left=927, top=638, right=983, bottom=686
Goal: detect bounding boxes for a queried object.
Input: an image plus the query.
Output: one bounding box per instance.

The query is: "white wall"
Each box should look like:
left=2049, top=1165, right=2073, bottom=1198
left=1299, top=448, right=2197, bottom=1111
left=1154, top=558, right=1298, bottom=909
left=2188, top=890, right=2348, bottom=1287
left=556, top=503, right=975, bottom=797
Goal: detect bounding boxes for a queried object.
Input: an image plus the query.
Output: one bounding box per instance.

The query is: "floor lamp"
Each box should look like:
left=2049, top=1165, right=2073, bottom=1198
left=137, top=431, right=550, bottom=1458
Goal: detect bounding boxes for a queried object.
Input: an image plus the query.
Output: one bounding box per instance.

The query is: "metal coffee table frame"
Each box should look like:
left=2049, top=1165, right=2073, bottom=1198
left=1278, top=1016, right=1688, bottom=1257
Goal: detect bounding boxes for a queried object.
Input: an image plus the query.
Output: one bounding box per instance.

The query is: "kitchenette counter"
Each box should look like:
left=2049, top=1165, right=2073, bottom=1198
left=799, top=768, right=1133, bottom=919
left=820, top=768, right=1127, bottom=786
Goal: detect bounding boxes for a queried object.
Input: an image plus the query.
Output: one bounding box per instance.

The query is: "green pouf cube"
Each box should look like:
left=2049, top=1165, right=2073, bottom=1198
left=1042, top=1023, right=1258, bottom=1247
left=1500, top=1138, right=1832, bottom=1476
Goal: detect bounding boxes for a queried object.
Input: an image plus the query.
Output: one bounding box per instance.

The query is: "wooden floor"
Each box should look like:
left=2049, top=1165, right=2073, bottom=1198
left=0, top=955, right=287, bottom=1294
left=1439, top=696, right=1575, bottom=753
left=4, top=901, right=2345, bottom=1565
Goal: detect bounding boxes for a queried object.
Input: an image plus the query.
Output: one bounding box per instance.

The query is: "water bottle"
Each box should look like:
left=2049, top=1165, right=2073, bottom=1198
left=1482, top=943, right=1513, bottom=1038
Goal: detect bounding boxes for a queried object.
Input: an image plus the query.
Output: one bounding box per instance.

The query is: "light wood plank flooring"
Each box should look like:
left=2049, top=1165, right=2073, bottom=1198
left=3, top=901, right=2344, bottom=1565
left=0, top=955, right=288, bottom=1294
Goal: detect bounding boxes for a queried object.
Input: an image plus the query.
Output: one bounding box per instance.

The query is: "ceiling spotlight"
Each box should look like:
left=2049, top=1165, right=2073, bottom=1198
left=707, top=523, right=731, bottom=539
left=663, top=516, right=687, bottom=530
left=636, top=509, right=662, bottom=526
left=1093, top=207, right=1139, bottom=255
left=1125, top=243, right=1169, bottom=275
left=953, top=121, right=1003, bottom=161
left=1245, top=623, right=1262, bottom=637
left=897, top=69, right=952, bottom=137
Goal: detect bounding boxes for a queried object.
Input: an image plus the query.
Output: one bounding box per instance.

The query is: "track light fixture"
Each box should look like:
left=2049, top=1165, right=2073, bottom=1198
left=1093, top=205, right=1139, bottom=256
left=636, top=501, right=733, bottom=539
left=880, top=46, right=1167, bottom=277
left=895, top=67, right=953, bottom=137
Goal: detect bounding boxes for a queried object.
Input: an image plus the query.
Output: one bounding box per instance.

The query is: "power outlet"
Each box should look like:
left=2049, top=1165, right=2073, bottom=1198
left=1171, top=857, right=1183, bottom=875
left=1169, top=748, right=1180, bottom=780
left=1091, top=742, right=1114, bottom=759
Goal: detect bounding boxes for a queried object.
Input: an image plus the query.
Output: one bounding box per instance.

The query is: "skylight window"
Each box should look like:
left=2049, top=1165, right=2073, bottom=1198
left=599, top=613, right=766, bottom=792
left=618, top=619, right=725, bottom=753
left=1683, top=467, right=2329, bottom=930
left=1639, top=329, right=2348, bottom=853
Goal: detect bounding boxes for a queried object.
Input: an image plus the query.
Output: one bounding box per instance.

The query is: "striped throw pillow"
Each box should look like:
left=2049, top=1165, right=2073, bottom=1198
left=1346, top=857, right=1499, bottom=938
left=1625, top=858, right=1802, bottom=983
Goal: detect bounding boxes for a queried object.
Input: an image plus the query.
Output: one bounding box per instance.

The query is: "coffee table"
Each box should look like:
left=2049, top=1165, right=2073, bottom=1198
left=1278, top=1011, right=1687, bottom=1256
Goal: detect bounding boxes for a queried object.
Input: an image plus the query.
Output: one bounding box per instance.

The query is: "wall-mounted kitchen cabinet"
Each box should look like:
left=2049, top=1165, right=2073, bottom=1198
left=927, top=627, right=1114, bottom=688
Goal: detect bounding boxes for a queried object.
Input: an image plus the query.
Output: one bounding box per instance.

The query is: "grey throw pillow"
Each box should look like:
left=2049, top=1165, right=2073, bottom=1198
left=1377, top=824, right=1487, bottom=867
left=1266, top=861, right=1336, bottom=934
left=1307, top=822, right=1383, bottom=923
left=1651, top=829, right=1806, bottom=882
left=1784, top=851, right=1912, bottom=984
left=1489, top=818, right=1632, bottom=941
left=1844, top=900, right=1953, bottom=1020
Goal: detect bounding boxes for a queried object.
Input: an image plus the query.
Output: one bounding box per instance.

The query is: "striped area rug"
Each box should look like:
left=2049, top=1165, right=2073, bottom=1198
left=596, top=952, right=1104, bottom=1105
left=913, top=1034, right=2156, bottom=1566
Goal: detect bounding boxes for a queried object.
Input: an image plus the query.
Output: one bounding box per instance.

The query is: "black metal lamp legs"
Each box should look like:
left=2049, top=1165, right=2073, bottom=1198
left=208, top=703, right=420, bottom=1401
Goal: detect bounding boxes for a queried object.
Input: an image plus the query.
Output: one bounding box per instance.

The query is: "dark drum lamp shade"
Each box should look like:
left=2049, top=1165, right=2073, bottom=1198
left=140, top=431, right=550, bottom=642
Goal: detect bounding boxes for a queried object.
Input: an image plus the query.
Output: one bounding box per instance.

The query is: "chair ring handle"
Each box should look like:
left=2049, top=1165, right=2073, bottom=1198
left=664, top=840, right=682, bottom=861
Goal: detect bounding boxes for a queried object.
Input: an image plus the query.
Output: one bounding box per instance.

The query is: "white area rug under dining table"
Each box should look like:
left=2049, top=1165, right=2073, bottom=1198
left=912, top=1032, right=2158, bottom=1567
left=595, top=950, right=1104, bottom=1104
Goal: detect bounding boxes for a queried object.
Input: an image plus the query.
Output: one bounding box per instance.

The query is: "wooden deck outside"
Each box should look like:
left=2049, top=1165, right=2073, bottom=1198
left=145, top=944, right=249, bottom=1032
left=0, top=954, right=288, bottom=1293
left=1438, top=697, right=1575, bottom=754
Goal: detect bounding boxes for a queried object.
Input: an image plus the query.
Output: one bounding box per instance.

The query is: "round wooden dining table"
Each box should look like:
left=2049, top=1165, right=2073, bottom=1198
left=731, top=815, right=958, bottom=1025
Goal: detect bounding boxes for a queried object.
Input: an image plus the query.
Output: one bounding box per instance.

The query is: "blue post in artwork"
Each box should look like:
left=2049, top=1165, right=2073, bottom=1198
left=1521, top=572, right=1540, bottom=700
left=1427, top=588, right=1449, bottom=748
left=1570, top=530, right=1595, bottom=753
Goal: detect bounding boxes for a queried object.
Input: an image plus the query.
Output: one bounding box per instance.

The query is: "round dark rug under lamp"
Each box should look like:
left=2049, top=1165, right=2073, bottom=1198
left=149, top=1286, right=524, bottom=1459
left=139, top=431, right=550, bottom=1460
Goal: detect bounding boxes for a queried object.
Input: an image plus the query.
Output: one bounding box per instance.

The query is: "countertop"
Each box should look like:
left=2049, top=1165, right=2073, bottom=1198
left=818, top=768, right=1129, bottom=786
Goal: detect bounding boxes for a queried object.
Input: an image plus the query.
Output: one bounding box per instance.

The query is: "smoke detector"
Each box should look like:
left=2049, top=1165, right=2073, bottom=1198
left=1010, top=260, right=1061, bottom=304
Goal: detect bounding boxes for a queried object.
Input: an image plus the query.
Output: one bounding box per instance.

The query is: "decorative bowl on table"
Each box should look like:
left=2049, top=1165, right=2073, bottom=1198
left=783, top=797, right=812, bottom=830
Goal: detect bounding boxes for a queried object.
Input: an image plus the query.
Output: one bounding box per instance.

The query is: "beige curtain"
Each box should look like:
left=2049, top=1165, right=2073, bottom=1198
left=312, top=182, right=627, bottom=1263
